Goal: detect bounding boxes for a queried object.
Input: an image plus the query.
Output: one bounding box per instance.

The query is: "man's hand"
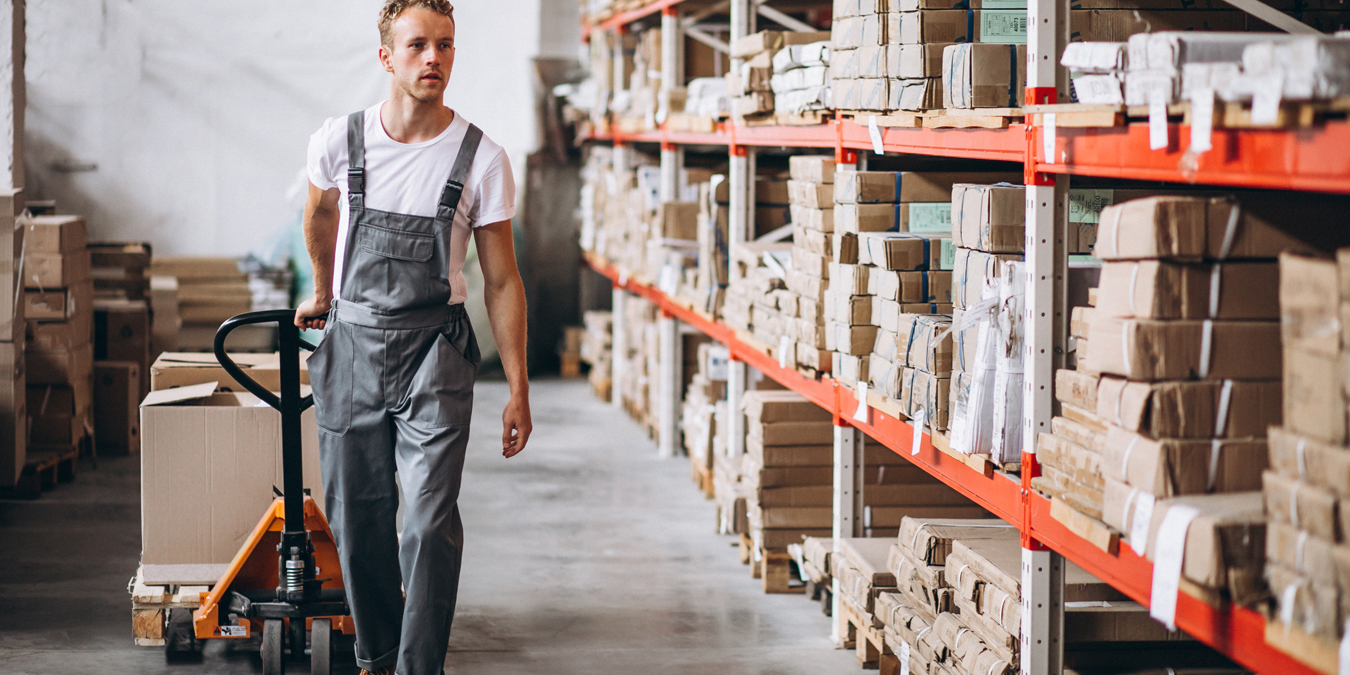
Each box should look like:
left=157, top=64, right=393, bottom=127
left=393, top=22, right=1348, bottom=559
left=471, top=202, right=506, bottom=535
left=501, top=394, right=531, bottom=458
left=295, top=295, right=333, bottom=330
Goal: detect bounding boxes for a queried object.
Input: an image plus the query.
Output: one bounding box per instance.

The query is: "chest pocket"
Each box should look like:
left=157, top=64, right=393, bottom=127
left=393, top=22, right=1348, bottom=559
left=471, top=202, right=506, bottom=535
left=359, top=225, right=434, bottom=262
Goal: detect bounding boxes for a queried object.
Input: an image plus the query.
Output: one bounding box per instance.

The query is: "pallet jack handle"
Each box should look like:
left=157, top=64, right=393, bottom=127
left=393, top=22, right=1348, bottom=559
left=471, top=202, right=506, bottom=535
left=215, top=309, right=327, bottom=539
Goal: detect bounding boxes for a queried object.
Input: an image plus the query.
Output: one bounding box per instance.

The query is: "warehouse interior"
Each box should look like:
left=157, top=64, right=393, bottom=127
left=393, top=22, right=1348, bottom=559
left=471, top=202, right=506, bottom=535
left=2, top=0, right=1350, bottom=674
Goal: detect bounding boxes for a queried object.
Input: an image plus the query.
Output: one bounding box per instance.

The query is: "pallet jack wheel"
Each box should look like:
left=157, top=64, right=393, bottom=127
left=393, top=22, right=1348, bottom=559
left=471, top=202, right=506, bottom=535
left=262, top=619, right=285, bottom=675
left=310, top=618, right=332, bottom=675
left=164, top=608, right=201, bottom=660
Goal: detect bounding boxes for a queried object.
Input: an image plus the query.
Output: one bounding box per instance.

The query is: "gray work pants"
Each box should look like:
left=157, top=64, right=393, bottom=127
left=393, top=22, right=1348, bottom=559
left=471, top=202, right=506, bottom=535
left=309, top=307, right=479, bottom=675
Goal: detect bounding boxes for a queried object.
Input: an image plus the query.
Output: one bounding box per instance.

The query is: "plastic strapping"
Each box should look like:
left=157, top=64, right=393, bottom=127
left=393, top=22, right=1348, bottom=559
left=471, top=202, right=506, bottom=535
left=1219, top=201, right=1241, bottom=260
left=1120, top=322, right=1133, bottom=376
left=1280, top=579, right=1305, bottom=630
left=1114, top=382, right=1126, bottom=427
left=1110, top=205, right=1125, bottom=258
left=1120, top=436, right=1140, bottom=480
left=988, top=660, right=1007, bottom=675
left=956, top=564, right=971, bottom=590
left=965, top=10, right=974, bottom=42
left=1297, top=438, right=1309, bottom=479
left=894, top=172, right=903, bottom=206
left=1199, top=320, right=1214, bottom=379
left=1297, top=530, right=1308, bottom=572
left=1207, top=439, right=1222, bottom=492
left=1214, top=379, right=1234, bottom=436
left=1290, top=481, right=1302, bottom=529
left=1208, top=264, right=1223, bottom=319
left=1122, top=488, right=1140, bottom=532
left=1128, top=263, right=1140, bottom=317
left=997, top=593, right=1011, bottom=624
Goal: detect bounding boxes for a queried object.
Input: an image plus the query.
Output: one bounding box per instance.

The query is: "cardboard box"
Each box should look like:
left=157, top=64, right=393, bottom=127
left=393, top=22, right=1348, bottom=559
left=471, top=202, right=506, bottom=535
left=1096, top=196, right=1321, bottom=261
left=655, top=202, right=699, bottom=240
left=1268, top=426, right=1350, bottom=500
left=139, top=383, right=325, bottom=565
left=1264, top=469, right=1339, bottom=542
left=894, top=314, right=954, bottom=375
left=943, top=43, right=1026, bottom=108
left=791, top=206, right=834, bottom=233
left=834, top=170, right=1019, bottom=205
left=743, top=390, right=833, bottom=423
left=1055, top=368, right=1099, bottom=411
left=0, top=342, right=23, bottom=487
left=150, top=351, right=310, bottom=394
left=871, top=269, right=952, bottom=303
left=1101, top=425, right=1267, bottom=497
left=1280, top=253, right=1340, bottom=356
left=952, top=247, right=1020, bottom=309
left=94, top=361, right=140, bottom=455
left=25, top=312, right=92, bottom=350
left=26, top=345, right=92, bottom=386
left=149, top=275, right=181, bottom=357
left=891, top=77, right=943, bottom=111
left=787, top=180, right=833, bottom=209
left=1097, top=261, right=1279, bottom=320
left=789, top=156, right=835, bottom=183
left=1095, top=376, right=1279, bottom=440
left=26, top=215, right=87, bottom=254
left=1281, top=346, right=1346, bottom=445
left=829, top=263, right=871, bottom=296
left=1136, top=491, right=1266, bottom=600
left=27, top=382, right=92, bottom=419
left=899, top=43, right=952, bottom=78
left=749, top=421, right=836, bottom=446
left=1036, top=431, right=1103, bottom=490
left=900, top=367, right=951, bottom=429
left=24, top=281, right=93, bottom=321
left=952, top=184, right=1023, bottom=253
left=1267, top=520, right=1336, bottom=587
left=860, top=232, right=948, bottom=270
left=1265, top=562, right=1339, bottom=641
left=731, top=30, right=831, bottom=58
left=1084, top=315, right=1281, bottom=381
left=826, top=291, right=873, bottom=325
left=24, top=249, right=91, bottom=289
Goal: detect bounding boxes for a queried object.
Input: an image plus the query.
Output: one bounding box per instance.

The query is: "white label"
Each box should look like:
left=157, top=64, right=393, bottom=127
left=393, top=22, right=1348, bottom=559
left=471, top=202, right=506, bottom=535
left=900, top=641, right=911, bottom=675
left=1189, top=88, right=1214, bottom=153
left=1149, top=504, right=1202, bottom=631
left=911, top=407, right=926, bottom=456
left=1339, top=619, right=1350, bottom=675
left=1128, top=493, right=1155, bottom=557
left=1042, top=113, right=1057, bottom=162
left=852, top=380, right=870, bottom=424
left=1148, top=94, right=1168, bottom=151
left=617, top=271, right=629, bottom=287
left=778, top=335, right=792, bottom=369
left=219, top=625, right=247, bottom=637
left=1251, top=74, right=1283, bottom=126
left=868, top=115, right=885, bottom=155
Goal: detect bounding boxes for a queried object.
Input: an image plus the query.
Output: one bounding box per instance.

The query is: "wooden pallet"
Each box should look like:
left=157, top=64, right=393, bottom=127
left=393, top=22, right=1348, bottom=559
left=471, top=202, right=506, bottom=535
left=1025, top=98, right=1350, bottom=130
left=739, top=533, right=754, bottom=567
left=839, top=597, right=889, bottom=670
left=0, top=447, right=78, bottom=499
left=759, top=547, right=804, bottom=594
left=841, top=110, right=933, bottom=128
left=129, top=566, right=208, bottom=647
left=923, top=108, right=1022, bottom=129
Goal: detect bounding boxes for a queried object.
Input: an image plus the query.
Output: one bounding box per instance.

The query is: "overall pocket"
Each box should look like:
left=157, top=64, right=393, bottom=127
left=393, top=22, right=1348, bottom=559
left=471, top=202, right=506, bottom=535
left=407, top=329, right=476, bottom=429
left=307, top=322, right=353, bottom=435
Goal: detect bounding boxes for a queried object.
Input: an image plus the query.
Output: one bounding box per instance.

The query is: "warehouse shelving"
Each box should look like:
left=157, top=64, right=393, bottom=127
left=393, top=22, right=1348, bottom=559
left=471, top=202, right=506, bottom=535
left=581, top=1, right=1347, bottom=673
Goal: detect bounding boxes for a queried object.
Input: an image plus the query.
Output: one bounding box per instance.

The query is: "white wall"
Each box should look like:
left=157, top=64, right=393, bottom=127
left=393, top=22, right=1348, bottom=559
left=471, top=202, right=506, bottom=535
left=24, top=0, right=552, bottom=256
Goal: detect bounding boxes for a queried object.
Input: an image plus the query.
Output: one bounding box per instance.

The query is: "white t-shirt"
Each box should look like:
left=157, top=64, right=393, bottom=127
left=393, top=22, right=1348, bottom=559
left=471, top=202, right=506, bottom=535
left=307, top=103, right=515, bottom=305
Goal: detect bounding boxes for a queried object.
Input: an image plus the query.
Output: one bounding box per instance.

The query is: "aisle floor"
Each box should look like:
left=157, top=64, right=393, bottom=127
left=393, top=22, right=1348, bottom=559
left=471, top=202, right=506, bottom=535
left=0, top=378, right=856, bottom=674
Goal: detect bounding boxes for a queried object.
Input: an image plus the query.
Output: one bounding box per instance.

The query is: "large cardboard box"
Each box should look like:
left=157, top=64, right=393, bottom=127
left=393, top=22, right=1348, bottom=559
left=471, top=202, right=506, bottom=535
left=1095, top=376, right=1279, bottom=440
left=140, top=383, right=324, bottom=565
left=150, top=351, right=310, bottom=393
left=94, top=361, right=140, bottom=455
left=1282, top=346, right=1347, bottom=445
left=25, top=215, right=87, bottom=253
left=26, top=344, right=93, bottom=386
left=24, top=249, right=91, bottom=289
left=1096, top=261, right=1278, bottom=320
left=943, top=43, right=1026, bottom=108
left=1101, top=425, right=1267, bottom=497
left=1084, top=316, right=1281, bottom=381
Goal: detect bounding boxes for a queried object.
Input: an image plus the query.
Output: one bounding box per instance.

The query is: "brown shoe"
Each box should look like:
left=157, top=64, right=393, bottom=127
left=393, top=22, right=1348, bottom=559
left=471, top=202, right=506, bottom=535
left=359, top=668, right=395, bottom=675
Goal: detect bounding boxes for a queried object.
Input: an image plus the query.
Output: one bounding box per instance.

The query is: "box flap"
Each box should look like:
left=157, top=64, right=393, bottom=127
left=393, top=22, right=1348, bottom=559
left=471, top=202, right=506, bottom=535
left=141, top=381, right=219, bottom=406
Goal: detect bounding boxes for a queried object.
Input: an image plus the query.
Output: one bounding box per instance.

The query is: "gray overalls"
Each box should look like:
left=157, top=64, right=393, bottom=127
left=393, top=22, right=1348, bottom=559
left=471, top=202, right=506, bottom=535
left=308, top=111, right=482, bottom=675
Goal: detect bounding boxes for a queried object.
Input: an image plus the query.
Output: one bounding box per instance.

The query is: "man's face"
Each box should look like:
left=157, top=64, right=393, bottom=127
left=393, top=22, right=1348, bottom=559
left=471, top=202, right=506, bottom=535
left=380, top=8, right=456, bottom=103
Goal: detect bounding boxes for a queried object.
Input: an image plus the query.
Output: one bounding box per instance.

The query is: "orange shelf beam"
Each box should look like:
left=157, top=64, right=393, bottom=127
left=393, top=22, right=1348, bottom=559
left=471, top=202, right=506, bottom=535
left=582, top=0, right=686, bottom=39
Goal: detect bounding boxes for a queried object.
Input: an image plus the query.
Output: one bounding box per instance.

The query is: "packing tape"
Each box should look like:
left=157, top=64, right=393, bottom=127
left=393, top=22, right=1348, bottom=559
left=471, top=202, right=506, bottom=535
left=988, top=660, right=1008, bottom=675
left=1120, top=435, right=1140, bottom=480
left=1214, top=379, right=1234, bottom=437
left=1150, top=504, right=1202, bottom=630
left=1114, top=381, right=1126, bottom=427
left=1297, top=438, right=1309, bottom=480
left=998, top=593, right=1011, bottom=626
left=1297, top=530, right=1308, bottom=572
left=1128, top=263, right=1140, bottom=317
left=955, top=564, right=971, bottom=590
left=1219, top=201, right=1241, bottom=260
left=1279, top=578, right=1306, bottom=632
left=1199, top=320, right=1214, bottom=379
left=1207, top=439, right=1222, bottom=492
left=1121, top=487, right=1140, bottom=536
left=955, top=627, right=971, bottom=650
left=1290, top=480, right=1301, bottom=530
left=1109, top=205, right=1125, bottom=258
left=1209, top=263, right=1223, bottom=319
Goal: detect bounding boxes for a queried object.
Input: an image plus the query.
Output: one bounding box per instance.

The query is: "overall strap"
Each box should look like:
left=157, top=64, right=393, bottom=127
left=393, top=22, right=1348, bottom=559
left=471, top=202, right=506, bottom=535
left=436, top=123, right=483, bottom=222
left=346, top=111, right=366, bottom=209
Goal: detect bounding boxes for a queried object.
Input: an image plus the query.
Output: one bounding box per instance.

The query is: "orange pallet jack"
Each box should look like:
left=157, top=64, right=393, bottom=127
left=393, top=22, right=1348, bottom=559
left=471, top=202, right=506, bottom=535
left=166, top=310, right=351, bottom=674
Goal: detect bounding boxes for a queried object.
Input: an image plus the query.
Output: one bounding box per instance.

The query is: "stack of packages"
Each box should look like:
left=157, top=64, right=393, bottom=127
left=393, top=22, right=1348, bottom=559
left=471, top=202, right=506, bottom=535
left=835, top=536, right=899, bottom=663
left=831, top=0, right=1028, bottom=112
left=792, top=535, right=835, bottom=609
left=24, top=215, right=94, bottom=460
left=771, top=41, right=833, bottom=116
left=721, top=240, right=794, bottom=354
left=616, top=296, right=658, bottom=429
left=943, top=43, right=1027, bottom=110
left=695, top=176, right=729, bottom=318
left=92, top=295, right=150, bottom=455
left=1265, top=251, right=1350, bottom=650
left=681, top=342, right=728, bottom=494
left=730, top=31, right=832, bottom=122
left=0, top=190, right=21, bottom=487
left=579, top=310, right=613, bottom=402
left=1051, top=196, right=1300, bottom=614
left=785, top=155, right=836, bottom=377
left=149, top=258, right=255, bottom=351
left=947, top=184, right=1025, bottom=467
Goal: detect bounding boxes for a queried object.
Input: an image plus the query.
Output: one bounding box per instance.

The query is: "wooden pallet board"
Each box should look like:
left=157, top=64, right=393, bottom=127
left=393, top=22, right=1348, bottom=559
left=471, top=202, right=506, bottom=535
left=759, top=547, right=804, bottom=594
left=0, top=447, right=78, bottom=499
left=129, top=566, right=209, bottom=647
left=839, top=597, right=888, bottom=669
left=840, top=111, right=932, bottom=128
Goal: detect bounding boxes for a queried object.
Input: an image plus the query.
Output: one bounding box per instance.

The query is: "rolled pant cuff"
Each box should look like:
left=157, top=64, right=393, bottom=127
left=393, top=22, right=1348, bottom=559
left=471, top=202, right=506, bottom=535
left=355, top=643, right=400, bottom=672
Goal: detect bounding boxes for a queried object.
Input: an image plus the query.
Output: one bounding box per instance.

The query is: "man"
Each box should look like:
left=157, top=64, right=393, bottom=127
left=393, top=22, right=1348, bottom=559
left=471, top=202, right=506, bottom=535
left=295, top=2, right=531, bottom=673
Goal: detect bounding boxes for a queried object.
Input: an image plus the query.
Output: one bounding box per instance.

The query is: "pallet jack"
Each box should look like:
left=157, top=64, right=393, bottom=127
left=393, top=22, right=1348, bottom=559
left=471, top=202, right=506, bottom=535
left=164, top=309, right=351, bottom=674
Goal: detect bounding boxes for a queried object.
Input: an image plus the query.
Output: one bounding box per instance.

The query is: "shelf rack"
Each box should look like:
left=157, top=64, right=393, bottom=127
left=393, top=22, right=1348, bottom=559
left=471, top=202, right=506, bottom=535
left=581, top=2, right=1350, bottom=674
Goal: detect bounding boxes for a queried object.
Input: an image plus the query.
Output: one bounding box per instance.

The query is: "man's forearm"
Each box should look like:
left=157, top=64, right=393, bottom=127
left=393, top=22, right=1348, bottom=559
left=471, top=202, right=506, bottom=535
left=304, top=198, right=339, bottom=301
left=484, top=277, right=528, bottom=394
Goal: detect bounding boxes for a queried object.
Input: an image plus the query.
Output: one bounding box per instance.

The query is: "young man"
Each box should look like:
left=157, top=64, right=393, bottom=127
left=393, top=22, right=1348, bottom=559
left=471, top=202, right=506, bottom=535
left=295, top=2, right=531, bottom=673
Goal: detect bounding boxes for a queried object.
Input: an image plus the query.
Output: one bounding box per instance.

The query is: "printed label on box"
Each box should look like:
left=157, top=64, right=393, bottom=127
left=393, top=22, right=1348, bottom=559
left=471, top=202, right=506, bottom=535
left=907, top=203, right=952, bottom=234
left=980, top=10, right=1028, bottom=44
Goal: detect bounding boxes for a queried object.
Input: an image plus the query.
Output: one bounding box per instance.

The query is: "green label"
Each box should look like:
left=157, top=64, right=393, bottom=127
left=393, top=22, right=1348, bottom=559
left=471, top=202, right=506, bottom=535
left=980, top=10, right=1027, bottom=44
left=1068, top=189, right=1115, bottom=224
left=981, top=0, right=1027, bottom=8
left=906, top=203, right=951, bottom=234
left=939, top=239, right=955, bottom=271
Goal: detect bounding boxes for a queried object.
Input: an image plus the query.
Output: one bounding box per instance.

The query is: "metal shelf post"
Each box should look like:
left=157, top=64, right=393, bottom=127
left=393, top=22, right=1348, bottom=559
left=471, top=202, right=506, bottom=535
left=831, top=424, right=864, bottom=644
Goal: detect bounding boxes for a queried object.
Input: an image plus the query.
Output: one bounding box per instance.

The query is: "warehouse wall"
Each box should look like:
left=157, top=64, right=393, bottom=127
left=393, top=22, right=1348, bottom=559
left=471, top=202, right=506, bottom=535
left=23, top=0, right=576, bottom=257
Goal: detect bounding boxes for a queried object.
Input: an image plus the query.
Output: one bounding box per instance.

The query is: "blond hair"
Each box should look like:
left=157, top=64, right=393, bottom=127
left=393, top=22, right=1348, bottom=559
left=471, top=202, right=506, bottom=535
left=379, top=0, right=456, bottom=49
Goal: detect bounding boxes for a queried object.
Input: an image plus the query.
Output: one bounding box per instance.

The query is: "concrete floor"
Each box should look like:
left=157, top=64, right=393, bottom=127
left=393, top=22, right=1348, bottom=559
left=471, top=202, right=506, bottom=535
left=0, top=378, right=856, bottom=674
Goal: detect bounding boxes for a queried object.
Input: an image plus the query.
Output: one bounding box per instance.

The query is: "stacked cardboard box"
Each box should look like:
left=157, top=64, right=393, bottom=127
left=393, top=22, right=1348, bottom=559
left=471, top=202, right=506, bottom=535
left=89, top=242, right=151, bottom=301
left=580, top=310, right=613, bottom=402
left=721, top=240, right=795, bottom=354
left=835, top=537, right=899, bottom=638
left=682, top=342, right=728, bottom=492
left=0, top=189, right=22, bottom=487
left=617, top=296, right=659, bottom=429
left=24, top=215, right=94, bottom=459
left=149, top=257, right=256, bottom=352
left=785, top=156, right=836, bottom=377
left=730, top=31, right=832, bottom=121
left=771, top=42, right=833, bottom=116
left=148, top=275, right=180, bottom=358
left=1264, top=251, right=1350, bottom=646
left=793, top=535, right=835, bottom=609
